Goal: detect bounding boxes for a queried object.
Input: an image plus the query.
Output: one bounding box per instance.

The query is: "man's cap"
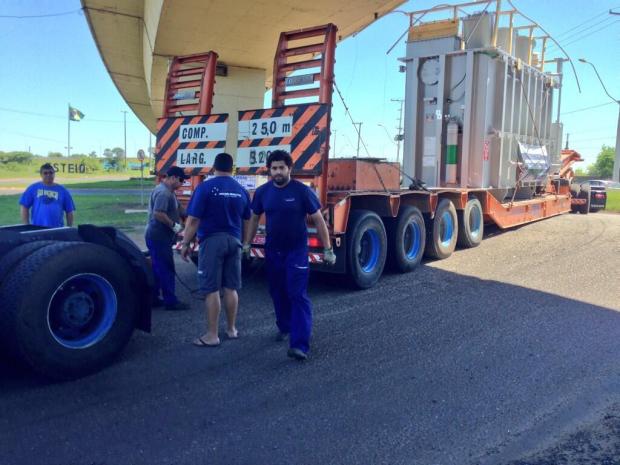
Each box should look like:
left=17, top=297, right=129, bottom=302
left=213, top=152, right=234, bottom=173
left=166, top=166, right=189, bottom=180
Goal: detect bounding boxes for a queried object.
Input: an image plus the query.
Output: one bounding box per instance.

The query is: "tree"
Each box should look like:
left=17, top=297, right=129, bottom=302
left=589, top=145, right=614, bottom=178
left=0, top=151, right=33, bottom=164
left=111, top=147, right=125, bottom=158
left=48, top=151, right=63, bottom=158
left=89, top=151, right=97, bottom=158
left=574, top=167, right=587, bottom=177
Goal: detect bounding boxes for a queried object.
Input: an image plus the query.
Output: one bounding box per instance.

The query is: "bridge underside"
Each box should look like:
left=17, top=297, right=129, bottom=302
left=82, top=0, right=404, bottom=133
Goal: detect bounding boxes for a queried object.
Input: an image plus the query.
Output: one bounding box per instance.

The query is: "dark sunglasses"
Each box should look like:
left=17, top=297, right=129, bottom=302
left=41, top=171, right=55, bottom=175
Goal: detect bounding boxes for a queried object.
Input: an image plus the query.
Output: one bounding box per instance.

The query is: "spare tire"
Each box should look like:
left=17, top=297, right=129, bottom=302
left=0, top=241, right=138, bottom=380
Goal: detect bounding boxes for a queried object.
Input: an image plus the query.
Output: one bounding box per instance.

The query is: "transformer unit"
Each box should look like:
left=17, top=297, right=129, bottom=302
left=402, top=14, right=562, bottom=200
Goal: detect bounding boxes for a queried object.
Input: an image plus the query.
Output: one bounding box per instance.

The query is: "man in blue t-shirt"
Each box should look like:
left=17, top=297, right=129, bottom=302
left=243, top=150, right=335, bottom=361
left=181, top=153, right=251, bottom=347
left=19, top=163, right=75, bottom=227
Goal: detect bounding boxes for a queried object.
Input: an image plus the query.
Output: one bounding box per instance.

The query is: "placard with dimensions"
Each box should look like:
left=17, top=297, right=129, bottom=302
left=236, top=103, right=329, bottom=175
left=155, top=113, right=228, bottom=176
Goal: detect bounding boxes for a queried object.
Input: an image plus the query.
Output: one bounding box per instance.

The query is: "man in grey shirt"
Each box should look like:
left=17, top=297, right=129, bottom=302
left=146, top=166, right=189, bottom=310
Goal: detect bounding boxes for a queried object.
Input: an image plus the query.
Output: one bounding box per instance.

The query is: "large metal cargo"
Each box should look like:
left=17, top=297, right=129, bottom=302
left=402, top=16, right=562, bottom=200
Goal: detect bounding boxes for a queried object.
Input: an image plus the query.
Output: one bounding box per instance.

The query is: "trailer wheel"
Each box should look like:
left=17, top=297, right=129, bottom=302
left=457, top=197, right=484, bottom=248
left=0, top=241, right=138, bottom=380
left=425, top=198, right=458, bottom=259
left=346, top=210, right=387, bottom=289
left=387, top=206, right=426, bottom=272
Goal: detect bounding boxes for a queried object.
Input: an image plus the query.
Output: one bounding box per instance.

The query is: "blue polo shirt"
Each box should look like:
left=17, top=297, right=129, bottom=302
left=251, top=179, right=321, bottom=252
left=19, top=182, right=75, bottom=227
left=187, top=176, right=251, bottom=240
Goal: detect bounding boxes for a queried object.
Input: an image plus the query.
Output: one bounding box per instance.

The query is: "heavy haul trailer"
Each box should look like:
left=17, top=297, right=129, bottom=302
left=155, top=2, right=585, bottom=289
left=0, top=225, right=152, bottom=380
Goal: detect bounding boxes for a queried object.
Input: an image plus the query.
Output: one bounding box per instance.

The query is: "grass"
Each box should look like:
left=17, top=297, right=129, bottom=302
left=64, top=178, right=155, bottom=189
left=0, top=194, right=148, bottom=230
left=606, top=190, right=620, bottom=212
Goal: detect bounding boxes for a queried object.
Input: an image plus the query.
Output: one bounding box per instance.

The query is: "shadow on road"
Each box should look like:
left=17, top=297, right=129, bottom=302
left=1, top=265, right=619, bottom=465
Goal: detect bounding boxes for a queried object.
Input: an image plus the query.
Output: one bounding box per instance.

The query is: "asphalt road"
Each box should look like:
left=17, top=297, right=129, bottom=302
left=1, top=213, right=619, bottom=465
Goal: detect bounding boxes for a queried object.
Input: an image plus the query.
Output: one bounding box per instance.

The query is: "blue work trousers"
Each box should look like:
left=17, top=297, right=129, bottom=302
left=146, top=238, right=177, bottom=306
left=265, top=247, right=312, bottom=353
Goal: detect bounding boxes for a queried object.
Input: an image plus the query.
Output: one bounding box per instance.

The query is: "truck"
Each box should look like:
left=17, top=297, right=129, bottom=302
left=0, top=225, right=153, bottom=380
left=156, top=1, right=590, bottom=289
left=0, top=0, right=589, bottom=379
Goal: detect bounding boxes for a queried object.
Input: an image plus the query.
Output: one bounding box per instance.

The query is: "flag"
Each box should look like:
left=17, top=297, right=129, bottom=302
left=69, top=105, right=85, bottom=121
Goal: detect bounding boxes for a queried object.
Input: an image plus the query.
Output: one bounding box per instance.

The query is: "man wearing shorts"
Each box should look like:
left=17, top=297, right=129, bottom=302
left=181, top=153, right=251, bottom=347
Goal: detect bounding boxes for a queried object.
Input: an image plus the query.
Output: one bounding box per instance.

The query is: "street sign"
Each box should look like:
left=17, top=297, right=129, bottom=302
left=137, top=149, right=145, bottom=161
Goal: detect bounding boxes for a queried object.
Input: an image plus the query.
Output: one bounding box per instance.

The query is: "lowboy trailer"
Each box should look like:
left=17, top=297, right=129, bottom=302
left=156, top=1, right=589, bottom=289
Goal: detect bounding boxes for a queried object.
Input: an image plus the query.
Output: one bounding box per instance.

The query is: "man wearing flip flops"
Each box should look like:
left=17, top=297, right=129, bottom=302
left=181, top=153, right=251, bottom=347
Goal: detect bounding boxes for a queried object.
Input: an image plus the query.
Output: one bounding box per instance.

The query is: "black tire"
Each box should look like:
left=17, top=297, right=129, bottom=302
left=457, top=197, right=484, bottom=248
left=346, top=210, right=387, bottom=289
left=579, top=188, right=591, bottom=214
left=386, top=206, right=426, bottom=273
left=0, top=240, right=57, bottom=283
left=424, top=198, right=458, bottom=260
left=570, top=183, right=581, bottom=213
left=0, top=241, right=139, bottom=380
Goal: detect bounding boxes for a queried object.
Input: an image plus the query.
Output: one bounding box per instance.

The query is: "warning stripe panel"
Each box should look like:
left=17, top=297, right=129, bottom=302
left=155, top=113, right=228, bottom=176
left=236, top=103, right=328, bottom=175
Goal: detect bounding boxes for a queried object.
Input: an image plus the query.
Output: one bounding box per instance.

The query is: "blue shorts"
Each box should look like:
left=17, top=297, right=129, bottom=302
left=198, top=233, right=242, bottom=295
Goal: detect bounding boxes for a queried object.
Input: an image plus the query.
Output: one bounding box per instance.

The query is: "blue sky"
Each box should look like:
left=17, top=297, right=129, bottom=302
left=0, top=0, right=618, bottom=167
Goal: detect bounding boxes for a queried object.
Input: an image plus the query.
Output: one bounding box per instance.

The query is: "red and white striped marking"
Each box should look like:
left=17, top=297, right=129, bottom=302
left=250, top=248, right=324, bottom=263
left=173, top=241, right=199, bottom=252
left=250, top=248, right=265, bottom=258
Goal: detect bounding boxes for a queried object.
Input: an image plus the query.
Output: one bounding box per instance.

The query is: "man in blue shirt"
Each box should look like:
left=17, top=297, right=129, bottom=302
left=181, top=153, right=251, bottom=347
left=20, top=163, right=75, bottom=227
left=244, top=150, right=335, bottom=360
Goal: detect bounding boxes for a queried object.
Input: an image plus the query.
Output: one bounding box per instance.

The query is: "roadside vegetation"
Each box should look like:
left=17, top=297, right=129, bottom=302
left=606, top=190, right=620, bottom=213
left=0, top=194, right=148, bottom=230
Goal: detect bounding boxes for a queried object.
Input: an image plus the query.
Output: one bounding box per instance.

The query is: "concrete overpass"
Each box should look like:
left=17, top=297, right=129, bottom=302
left=81, top=0, right=404, bottom=139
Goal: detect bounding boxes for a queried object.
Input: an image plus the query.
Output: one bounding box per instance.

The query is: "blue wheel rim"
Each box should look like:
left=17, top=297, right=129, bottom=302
left=404, top=221, right=421, bottom=259
left=440, top=211, right=454, bottom=247
left=359, top=229, right=380, bottom=273
left=469, top=204, right=482, bottom=239
left=47, top=273, right=117, bottom=349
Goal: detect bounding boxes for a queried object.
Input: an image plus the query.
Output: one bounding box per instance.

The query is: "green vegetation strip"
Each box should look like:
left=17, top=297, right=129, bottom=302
left=65, top=178, right=155, bottom=189
left=0, top=194, right=148, bottom=230
left=606, top=190, right=620, bottom=212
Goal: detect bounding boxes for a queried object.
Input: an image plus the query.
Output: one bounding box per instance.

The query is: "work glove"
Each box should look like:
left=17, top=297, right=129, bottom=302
left=242, top=243, right=252, bottom=260
left=172, top=222, right=183, bottom=234
left=323, top=247, right=336, bottom=266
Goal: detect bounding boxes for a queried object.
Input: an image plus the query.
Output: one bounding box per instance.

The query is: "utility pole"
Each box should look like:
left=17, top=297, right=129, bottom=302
left=391, top=98, right=405, bottom=165
left=121, top=110, right=128, bottom=171
left=353, top=122, right=362, bottom=157
left=578, top=58, right=620, bottom=182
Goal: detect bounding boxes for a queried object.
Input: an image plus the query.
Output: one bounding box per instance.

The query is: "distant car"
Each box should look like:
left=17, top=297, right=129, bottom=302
left=580, top=180, right=607, bottom=212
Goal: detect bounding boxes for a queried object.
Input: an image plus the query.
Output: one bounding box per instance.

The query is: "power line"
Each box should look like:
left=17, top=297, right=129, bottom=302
left=548, top=16, right=618, bottom=49
left=0, top=9, right=80, bottom=19
left=0, top=106, right=139, bottom=124
left=0, top=128, right=64, bottom=144
left=553, top=10, right=613, bottom=41
left=547, top=18, right=620, bottom=51
left=561, top=102, right=616, bottom=115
